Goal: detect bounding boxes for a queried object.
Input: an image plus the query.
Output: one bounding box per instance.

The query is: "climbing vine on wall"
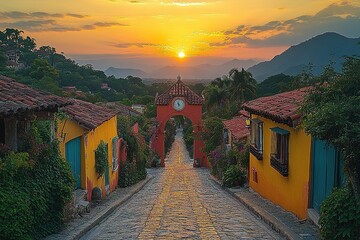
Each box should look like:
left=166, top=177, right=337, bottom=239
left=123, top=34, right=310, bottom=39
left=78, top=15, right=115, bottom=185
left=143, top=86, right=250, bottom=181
left=0, top=120, right=74, bottom=240
left=117, top=115, right=147, bottom=187
left=95, top=141, right=108, bottom=179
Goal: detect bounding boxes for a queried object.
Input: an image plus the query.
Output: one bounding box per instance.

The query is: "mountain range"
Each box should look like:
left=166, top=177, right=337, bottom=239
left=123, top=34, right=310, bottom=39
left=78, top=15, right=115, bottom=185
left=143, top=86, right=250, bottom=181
left=105, top=67, right=147, bottom=79
left=248, top=32, right=360, bottom=81
left=104, top=32, right=360, bottom=82
left=105, top=59, right=258, bottom=80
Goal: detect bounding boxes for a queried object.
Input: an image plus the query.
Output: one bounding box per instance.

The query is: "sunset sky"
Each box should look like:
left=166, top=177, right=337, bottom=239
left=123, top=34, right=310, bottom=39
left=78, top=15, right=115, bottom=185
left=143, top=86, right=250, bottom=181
left=1, top=0, right=360, bottom=68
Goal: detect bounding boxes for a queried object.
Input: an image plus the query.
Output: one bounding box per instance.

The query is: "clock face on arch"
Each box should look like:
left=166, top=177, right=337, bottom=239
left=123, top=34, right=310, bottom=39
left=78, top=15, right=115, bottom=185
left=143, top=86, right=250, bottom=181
left=173, top=98, right=185, bottom=111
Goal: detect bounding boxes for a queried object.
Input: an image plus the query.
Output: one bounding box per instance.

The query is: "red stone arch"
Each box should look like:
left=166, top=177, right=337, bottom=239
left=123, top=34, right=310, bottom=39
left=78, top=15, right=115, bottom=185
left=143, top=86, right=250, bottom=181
left=151, top=77, right=208, bottom=167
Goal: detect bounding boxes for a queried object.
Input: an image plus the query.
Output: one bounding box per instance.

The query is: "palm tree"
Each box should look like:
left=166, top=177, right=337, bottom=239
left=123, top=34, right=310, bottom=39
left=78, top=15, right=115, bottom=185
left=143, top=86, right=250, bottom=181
left=0, top=31, right=6, bottom=43
left=211, top=75, right=231, bottom=89
left=203, top=84, right=229, bottom=114
left=3, top=28, right=23, bottom=47
left=228, top=68, right=257, bottom=103
left=20, top=36, right=36, bottom=51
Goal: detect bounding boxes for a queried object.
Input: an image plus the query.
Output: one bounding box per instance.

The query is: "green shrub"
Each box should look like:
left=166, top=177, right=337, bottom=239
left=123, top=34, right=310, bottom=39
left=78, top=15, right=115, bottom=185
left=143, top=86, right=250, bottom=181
left=164, top=119, right=176, bottom=155
left=183, top=119, right=194, bottom=157
left=0, top=152, right=33, bottom=240
left=148, top=151, right=161, bottom=168
left=118, top=161, right=137, bottom=187
left=0, top=121, right=74, bottom=239
left=227, top=148, right=238, bottom=165
left=222, top=165, right=247, bottom=188
left=208, top=147, right=227, bottom=179
left=238, top=144, right=250, bottom=170
left=117, top=115, right=147, bottom=187
left=95, top=141, right=108, bottom=178
left=319, top=187, right=360, bottom=240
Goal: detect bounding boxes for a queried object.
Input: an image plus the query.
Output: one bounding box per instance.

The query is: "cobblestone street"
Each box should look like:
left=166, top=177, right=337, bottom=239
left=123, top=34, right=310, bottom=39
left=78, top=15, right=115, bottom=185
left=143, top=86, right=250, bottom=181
left=81, top=130, right=282, bottom=239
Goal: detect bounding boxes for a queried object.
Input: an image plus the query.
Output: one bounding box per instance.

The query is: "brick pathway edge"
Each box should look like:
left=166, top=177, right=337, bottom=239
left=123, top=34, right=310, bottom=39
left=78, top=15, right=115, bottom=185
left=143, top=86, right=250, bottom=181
left=75, top=175, right=154, bottom=240
left=46, top=175, right=154, bottom=240
left=209, top=175, right=302, bottom=240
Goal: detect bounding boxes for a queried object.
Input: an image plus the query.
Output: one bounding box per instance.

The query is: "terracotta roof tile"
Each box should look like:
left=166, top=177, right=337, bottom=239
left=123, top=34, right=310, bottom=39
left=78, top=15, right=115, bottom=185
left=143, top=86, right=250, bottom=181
left=155, top=78, right=204, bottom=105
left=0, top=75, right=70, bottom=118
left=239, top=110, right=250, bottom=118
left=62, top=99, right=118, bottom=130
left=242, top=87, right=311, bottom=127
left=96, top=102, right=141, bottom=116
left=223, top=115, right=249, bottom=141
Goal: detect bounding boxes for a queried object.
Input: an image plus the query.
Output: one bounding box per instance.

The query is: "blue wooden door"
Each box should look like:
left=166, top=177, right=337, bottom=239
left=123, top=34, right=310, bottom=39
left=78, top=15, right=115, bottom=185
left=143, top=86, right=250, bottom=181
left=105, top=163, right=110, bottom=186
left=311, top=139, right=337, bottom=212
left=66, top=137, right=81, bottom=189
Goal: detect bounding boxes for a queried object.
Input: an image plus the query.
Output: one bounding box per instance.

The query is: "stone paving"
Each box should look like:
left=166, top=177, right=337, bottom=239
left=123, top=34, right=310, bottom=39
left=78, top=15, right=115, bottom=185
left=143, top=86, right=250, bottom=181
left=227, top=187, right=320, bottom=239
left=81, top=130, right=283, bottom=240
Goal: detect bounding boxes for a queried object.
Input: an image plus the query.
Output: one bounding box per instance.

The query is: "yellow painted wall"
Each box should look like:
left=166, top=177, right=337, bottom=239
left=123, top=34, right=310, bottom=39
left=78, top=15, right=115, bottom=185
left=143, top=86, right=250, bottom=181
left=249, top=114, right=311, bottom=219
left=58, top=116, right=118, bottom=198
left=84, top=116, right=118, bottom=197
left=228, top=129, right=233, bottom=146
left=58, top=119, right=86, bottom=188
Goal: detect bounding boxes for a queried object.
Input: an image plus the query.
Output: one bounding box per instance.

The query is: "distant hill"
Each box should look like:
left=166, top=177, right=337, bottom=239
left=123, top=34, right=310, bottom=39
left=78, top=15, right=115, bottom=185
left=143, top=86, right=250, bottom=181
left=104, top=59, right=258, bottom=80
left=147, top=59, right=258, bottom=79
left=248, top=32, right=360, bottom=82
left=105, top=67, right=146, bottom=78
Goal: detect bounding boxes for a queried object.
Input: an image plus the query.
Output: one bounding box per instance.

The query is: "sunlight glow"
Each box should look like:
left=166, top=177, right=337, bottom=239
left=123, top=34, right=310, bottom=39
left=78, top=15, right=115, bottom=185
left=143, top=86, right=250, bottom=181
left=178, top=51, right=186, bottom=58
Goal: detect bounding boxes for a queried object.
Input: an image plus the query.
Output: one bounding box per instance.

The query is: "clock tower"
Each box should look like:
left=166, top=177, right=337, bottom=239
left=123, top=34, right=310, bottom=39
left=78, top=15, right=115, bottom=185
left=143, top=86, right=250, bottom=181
left=152, top=76, right=208, bottom=167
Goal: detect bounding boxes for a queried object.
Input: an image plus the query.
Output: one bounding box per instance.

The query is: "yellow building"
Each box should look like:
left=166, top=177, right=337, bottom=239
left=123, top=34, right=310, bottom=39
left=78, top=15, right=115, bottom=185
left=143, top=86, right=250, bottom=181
left=57, top=99, right=120, bottom=201
left=242, top=87, right=311, bottom=219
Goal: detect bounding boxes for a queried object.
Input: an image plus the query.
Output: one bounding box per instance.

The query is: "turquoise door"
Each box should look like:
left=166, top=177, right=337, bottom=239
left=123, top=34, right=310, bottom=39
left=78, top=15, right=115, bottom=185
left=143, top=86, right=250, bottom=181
left=66, top=137, right=81, bottom=189
left=105, top=163, right=110, bottom=186
left=311, top=139, right=344, bottom=212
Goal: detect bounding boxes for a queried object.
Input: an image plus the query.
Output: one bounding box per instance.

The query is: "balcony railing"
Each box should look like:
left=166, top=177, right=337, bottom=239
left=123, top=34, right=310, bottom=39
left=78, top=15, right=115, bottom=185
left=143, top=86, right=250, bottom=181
left=270, top=155, right=288, bottom=177
left=250, top=145, right=263, bottom=160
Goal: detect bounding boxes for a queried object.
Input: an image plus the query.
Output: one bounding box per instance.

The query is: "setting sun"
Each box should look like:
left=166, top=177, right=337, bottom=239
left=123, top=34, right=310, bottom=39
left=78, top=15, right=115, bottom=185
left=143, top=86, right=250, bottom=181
left=178, top=51, right=186, bottom=58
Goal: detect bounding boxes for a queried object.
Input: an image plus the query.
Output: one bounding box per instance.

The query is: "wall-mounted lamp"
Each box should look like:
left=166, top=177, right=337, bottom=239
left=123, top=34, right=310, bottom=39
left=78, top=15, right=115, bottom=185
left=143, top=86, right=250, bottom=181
left=245, top=118, right=251, bottom=128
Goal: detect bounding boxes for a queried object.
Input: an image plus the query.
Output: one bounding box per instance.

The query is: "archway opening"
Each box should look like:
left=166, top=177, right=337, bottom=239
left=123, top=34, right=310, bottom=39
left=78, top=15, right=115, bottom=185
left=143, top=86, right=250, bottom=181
left=162, top=115, right=194, bottom=161
left=151, top=77, right=208, bottom=167
left=173, top=115, right=194, bottom=160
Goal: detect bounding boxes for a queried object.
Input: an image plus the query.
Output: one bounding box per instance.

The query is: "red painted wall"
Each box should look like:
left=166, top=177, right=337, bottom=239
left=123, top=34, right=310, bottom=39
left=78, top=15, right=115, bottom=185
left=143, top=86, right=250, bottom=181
left=152, top=98, right=208, bottom=167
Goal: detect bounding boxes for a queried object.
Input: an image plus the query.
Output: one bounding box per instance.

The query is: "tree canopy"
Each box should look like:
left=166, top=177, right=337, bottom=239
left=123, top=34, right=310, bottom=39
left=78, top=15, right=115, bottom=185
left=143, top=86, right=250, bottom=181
left=203, top=68, right=257, bottom=118
left=301, top=56, right=360, bottom=196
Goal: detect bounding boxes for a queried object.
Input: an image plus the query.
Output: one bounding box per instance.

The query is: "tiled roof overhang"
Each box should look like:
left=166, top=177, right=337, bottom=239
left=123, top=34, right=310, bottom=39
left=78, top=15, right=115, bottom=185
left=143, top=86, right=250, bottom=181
left=62, top=99, right=119, bottom=130
left=155, top=79, right=204, bottom=105
left=0, top=75, right=71, bottom=118
left=242, top=87, right=311, bottom=127
left=222, top=115, right=249, bottom=140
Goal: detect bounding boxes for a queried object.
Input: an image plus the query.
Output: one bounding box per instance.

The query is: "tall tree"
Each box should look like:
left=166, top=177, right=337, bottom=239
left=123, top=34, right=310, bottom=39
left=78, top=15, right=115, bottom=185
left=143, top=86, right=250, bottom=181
left=212, top=76, right=231, bottom=89
left=37, top=45, right=56, bottom=65
left=20, top=36, right=36, bottom=51
left=203, top=84, right=228, bottom=114
left=300, top=56, right=360, bottom=197
left=2, top=28, right=23, bottom=48
left=0, top=49, right=7, bottom=69
left=228, top=68, right=257, bottom=104
left=29, top=58, right=59, bottom=80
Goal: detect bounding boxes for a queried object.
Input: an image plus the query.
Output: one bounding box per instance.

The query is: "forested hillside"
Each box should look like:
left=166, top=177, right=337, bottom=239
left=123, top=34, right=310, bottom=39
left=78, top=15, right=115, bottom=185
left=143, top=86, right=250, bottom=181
left=0, top=28, right=205, bottom=116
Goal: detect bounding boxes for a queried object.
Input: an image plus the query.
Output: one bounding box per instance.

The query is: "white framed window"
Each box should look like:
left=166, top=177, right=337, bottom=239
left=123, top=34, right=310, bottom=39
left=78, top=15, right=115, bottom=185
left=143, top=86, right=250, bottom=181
left=250, top=119, right=263, bottom=160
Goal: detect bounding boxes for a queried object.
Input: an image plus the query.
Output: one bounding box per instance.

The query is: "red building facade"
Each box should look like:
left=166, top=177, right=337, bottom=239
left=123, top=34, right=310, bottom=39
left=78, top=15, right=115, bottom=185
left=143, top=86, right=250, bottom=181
left=151, top=77, right=208, bottom=167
